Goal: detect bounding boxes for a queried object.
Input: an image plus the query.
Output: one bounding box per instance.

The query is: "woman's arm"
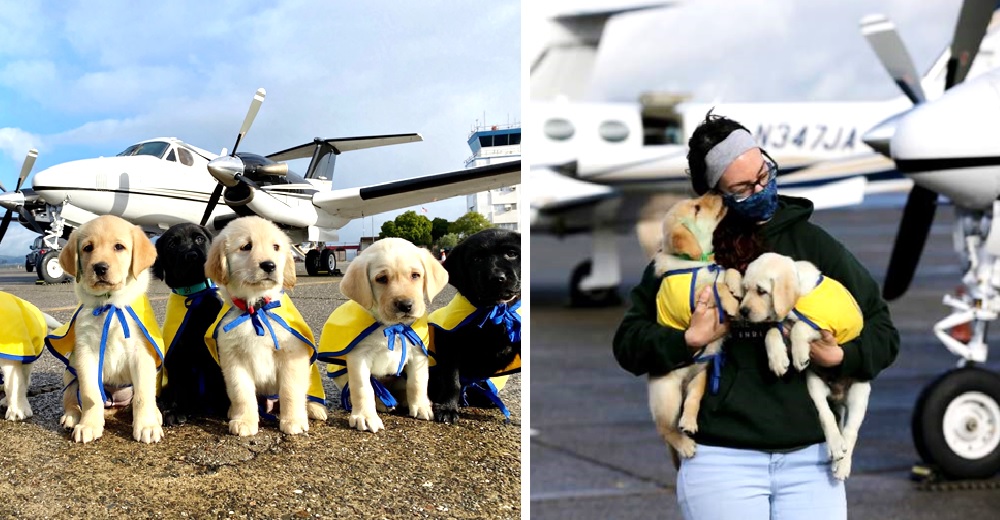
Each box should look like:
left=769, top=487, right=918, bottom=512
left=613, top=263, right=725, bottom=376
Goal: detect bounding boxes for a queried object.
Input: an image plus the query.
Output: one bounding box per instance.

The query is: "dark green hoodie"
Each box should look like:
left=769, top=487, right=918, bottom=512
left=613, top=196, right=899, bottom=450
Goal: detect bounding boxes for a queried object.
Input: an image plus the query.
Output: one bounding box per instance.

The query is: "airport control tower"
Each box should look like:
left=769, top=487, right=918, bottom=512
left=464, top=123, right=521, bottom=232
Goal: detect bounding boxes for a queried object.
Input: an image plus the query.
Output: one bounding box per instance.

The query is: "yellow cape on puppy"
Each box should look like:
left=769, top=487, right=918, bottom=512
left=790, top=275, right=864, bottom=344
left=45, top=294, right=166, bottom=403
left=428, top=293, right=521, bottom=380
left=205, top=292, right=326, bottom=405
left=317, top=300, right=432, bottom=376
left=0, top=292, right=48, bottom=363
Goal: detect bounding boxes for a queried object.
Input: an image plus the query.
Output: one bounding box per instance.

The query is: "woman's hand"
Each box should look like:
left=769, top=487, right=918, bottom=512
left=684, top=285, right=728, bottom=353
left=809, top=330, right=844, bottom=367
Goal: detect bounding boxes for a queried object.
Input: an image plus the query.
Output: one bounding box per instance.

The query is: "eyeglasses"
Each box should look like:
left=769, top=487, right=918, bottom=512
left=718, top=160, right=778, bottom=202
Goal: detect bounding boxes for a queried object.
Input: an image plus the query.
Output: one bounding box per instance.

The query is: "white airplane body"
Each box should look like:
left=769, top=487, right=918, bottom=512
left=1, top=92, right=520, bottom=283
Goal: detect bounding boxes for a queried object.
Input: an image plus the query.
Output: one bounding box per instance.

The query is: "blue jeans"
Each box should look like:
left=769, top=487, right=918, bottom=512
left=677, top=443, right=846, bottom=520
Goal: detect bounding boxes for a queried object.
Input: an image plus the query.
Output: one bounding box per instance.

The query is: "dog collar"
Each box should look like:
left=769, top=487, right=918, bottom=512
left=676, top=252, right=713, bottom=262
left=231, top=296, right=272, bottom=313
left=172, top=279, right=215, bottom=296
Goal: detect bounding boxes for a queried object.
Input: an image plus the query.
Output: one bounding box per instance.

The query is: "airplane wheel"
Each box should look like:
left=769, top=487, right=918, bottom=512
left=912, top=367, right=1000, bottom=479
left=305, top=250, right=320, bottom=276
left=38, top=250, right=70, bottom=284
left=320, top=248, right=336, bottom=275
left=569, top=260, right=620, bottom=308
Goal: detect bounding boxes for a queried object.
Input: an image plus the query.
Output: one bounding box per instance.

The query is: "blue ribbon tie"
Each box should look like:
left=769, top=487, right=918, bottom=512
left=693, top=351, right=726, bottom=395
left=223, top=300, right=284, bottom=350
left=340, top=377, right=398, bottom=412
left=460, top=378, right=510, bottom=422
left=475, top=300, right=521, bottom=343
left=92, top=304, right=132, bottom=405
left=383, top=324, right=426, bottom=376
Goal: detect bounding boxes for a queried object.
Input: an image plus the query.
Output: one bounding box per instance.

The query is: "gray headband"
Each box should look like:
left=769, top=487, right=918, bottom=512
left=705, top=129, right=759, bottom=189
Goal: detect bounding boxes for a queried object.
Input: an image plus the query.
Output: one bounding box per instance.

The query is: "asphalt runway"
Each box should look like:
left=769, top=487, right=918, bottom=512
left=530, top=203, right=1000, bottom=519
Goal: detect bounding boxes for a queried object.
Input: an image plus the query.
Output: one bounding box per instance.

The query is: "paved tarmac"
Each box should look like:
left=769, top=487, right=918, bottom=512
left=530, top=202, right=1000, bottom=519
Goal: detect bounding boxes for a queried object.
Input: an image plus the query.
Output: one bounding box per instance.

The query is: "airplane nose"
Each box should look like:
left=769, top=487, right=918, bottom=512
left=394, top=299, right=414, bottom=314
left=94, top=262, right=109, bottom=276
left=861, top=110, right=909, bottom=157
left=259, top=261, right=276, bottom=273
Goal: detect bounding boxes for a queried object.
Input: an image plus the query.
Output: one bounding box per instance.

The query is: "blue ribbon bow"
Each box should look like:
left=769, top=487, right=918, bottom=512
left=92, top=304, right=132, bottom=405
left=340, top=376, right=398, bottom=412
left=383, top=323, right=427, bottom=376
left=223, top=299, right=285, bottom=350
left=460, top=378, right=510, bottom=422
left=475, top=300, right=521, bottom=343
left=693, top=350, right=726, bottom=395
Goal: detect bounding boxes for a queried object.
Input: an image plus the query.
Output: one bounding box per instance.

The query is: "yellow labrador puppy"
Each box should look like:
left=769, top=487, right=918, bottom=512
left=205, top=216, right=327, bottom=437
left=46, top=215, right=164, bottom=443
left=318, top=238, right=448, bottom=433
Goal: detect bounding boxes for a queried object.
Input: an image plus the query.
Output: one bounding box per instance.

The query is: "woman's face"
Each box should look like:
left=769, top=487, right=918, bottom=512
left=716, top=147, right=768, bottom=199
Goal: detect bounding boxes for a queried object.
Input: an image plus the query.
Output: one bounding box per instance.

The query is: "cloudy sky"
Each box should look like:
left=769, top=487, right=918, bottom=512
left=0, top=0, right=520, bottom=256
left=527, top=0, right=962, bottom=103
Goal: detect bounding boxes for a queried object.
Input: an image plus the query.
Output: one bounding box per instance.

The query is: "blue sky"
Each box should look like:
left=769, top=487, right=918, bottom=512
left=0, top=0, right=520, bottom=256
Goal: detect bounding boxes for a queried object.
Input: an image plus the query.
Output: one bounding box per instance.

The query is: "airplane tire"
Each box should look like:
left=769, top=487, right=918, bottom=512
left=320, top=249, right=336, bottom=276
left=305, top=250, right=320, bottom=277
left=38, top=250, right=70, bottom=284
left=912, top=367, right=1000, bottom=479
left=569, top=260, right=620, bottom=308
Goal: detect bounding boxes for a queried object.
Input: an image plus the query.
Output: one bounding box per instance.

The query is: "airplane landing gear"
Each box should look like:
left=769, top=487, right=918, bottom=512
left=303, top=248, right=337, bottom=276
left=569, top=260, right=619, bottom=308
left=305, top=250, right=320, bottom=276
left=912, top=368, right=1000, bottom=480
left=37, top=249, right=70, bottom=284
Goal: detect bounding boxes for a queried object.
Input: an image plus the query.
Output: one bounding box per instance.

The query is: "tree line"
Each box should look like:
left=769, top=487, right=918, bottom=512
left=378, top=210, right=492, bottom=253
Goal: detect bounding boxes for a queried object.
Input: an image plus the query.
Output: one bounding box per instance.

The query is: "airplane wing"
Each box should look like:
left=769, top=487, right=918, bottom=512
left=266, top=133, right=422, bottom=162
left=311, top=161, right=520, bottom=219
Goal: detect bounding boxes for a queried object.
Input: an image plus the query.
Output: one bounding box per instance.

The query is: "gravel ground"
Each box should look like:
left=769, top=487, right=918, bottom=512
left=0, top=268, right=521, bottom=519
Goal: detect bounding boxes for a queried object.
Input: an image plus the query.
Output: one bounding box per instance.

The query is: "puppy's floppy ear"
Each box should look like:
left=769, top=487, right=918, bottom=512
left=443, top=240, right=468, bottom=293
left=151, top=257, right=165, bottom=281
left=204, top=235, right=229, bottom=286
left=771, top=269, right=799, bottom=319
left=421, top=247, right=449, bottom=302
left=669, top=223, right=702, bottom=259
left=130, top=225, right=158, bottom=279
left=282, top=247, right=297, bottom=291
left=60, top=229, right=80, bottom=281
left=340, top=254, right=373, bottom=309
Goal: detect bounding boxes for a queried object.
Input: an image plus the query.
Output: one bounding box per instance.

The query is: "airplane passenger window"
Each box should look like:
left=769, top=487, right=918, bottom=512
left=599, top=120, right=630, bottom=143
left=177, top=148, right=194, bottom=166
left=544, top=118, right=575, bottom=141
left=166, top=150, right=177, bottom=162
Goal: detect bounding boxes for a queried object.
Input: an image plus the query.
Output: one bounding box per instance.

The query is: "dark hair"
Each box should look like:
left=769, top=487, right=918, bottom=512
left=686, top=109, right=750, bottom=195
left=687, top=110, right=767, bottom=272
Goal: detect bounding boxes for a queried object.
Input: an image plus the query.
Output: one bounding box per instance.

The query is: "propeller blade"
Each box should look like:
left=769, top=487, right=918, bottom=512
left=232, top=88, right=266, bottom=156
left=15, top=149, right=38, bottom=192
left=883, top=185, right=939, bottom=300
left=201, top=183, right=225, bottom=227
left=946, top=0, right=993, bottom=89
left=860, top=14, right=926, bottom=104
left=0, top=209, right=12, bottom=245
left=0, top=179, right=6, bottom=192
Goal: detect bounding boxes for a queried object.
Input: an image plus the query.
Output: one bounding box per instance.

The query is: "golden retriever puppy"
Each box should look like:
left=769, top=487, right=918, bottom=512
left=204, top=216, right=327, bottom=437
left=648, top=193, right=742, bottom=458
left=318, top=237, right=448, bottom=433
left=740, top=252, right=869, bottom=479
left=0, top=292, right=61, bottom=420
left=46, top=215, right=165, bottom=443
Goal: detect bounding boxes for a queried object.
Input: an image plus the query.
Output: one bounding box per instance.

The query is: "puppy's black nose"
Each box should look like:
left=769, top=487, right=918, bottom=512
left=491, top=271, right=507, bottom=284
left=739, top=307, right=750, bottom=318
left=259, top=261, right=276, bottom=273
left=184, top=250, right=200, bottom=262
left=395, top=299, right=414, bottom=313
left=93, top=262, right=109, bottom=276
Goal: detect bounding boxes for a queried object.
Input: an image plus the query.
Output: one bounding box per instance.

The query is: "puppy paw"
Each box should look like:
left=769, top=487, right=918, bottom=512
left=678, top=415, right=699, bottom=436
left=409, top=401, right=433, bottom=421
left=228, top=417, right=259, bottom=436
left=832, top=455, right=852, bottom=480
left=672, top=436, right=697, bottom=459
left=133, top=424, right=164, bottom=444
left=5, top=401, right=32, bottom=421
left=280, top=418, right=309, bottom=435
left=434, top=402, right=460, bottom=424
left=72, top=422, right=104, bottom=443
left=827, top=436, right=848, bottom=461
left=349, top=411, right=384, bottom=433
left=307, top=401, right=328, bottom=421
left=767, top=349, right=790, bottom=377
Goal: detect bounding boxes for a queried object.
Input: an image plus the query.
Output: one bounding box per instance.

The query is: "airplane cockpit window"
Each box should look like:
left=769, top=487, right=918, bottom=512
left=544, top=118, right=574, bottom=141
left=165, top=149, right=177, bottom=162
left=177, top=147, right=195, bottom=166
left=115, top=141, right=170, bottom=159
left=599, top=120, right=630, bottom=143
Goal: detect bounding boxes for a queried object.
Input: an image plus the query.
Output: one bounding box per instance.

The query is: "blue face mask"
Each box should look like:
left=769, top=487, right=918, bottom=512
left=722, top=174, right=779, bottom=222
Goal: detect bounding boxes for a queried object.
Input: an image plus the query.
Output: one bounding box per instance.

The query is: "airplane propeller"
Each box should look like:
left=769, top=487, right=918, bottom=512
left=862, top=0, right=994, bottom=300
left=200, top=88, right=289, bottom=226
left=0, top=149, right=39, bottom=246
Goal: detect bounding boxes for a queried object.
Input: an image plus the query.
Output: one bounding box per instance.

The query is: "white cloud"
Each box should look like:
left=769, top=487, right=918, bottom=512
left=0, top=127, right=43, bottom=164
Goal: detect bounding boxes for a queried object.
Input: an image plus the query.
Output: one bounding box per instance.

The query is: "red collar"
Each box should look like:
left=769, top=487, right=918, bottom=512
left=232, top=296, right=272, bottom=314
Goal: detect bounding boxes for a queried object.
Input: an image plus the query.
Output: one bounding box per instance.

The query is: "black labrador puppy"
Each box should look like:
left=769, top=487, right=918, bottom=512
left=152, top=223, right=228, bottom=424
left=429, top=228, right=521, bottom=423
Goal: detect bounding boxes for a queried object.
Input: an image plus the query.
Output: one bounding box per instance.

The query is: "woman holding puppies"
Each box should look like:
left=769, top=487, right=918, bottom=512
left=613, top=112, right=899, bottom=520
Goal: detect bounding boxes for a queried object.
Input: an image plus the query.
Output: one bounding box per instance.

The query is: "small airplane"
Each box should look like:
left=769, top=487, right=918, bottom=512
left=0, top=88, right=520, bottom=283
left=530, top=3, right=996, bottom=307
left=856, top=0, right=1000, bottom=481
